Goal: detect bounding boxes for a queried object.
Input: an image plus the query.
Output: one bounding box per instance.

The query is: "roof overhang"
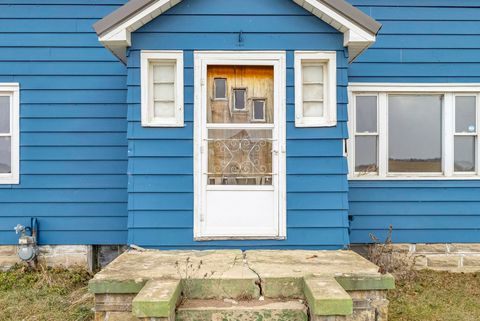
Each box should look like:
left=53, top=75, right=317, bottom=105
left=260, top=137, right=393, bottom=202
left=94, top=0, right=381, bottom=64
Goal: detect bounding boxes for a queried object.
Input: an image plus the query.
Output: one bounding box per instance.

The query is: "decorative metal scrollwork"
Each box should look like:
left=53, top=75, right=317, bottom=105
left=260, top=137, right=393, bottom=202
left=208, top=133, right=273, bottom=185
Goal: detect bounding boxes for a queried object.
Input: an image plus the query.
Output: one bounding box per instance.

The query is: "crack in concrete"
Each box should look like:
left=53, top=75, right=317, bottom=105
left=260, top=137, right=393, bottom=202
left=242, top=251, right=264, bottom=297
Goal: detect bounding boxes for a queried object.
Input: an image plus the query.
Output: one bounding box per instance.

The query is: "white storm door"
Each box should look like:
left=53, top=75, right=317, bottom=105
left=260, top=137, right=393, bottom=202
left=194, top=52, right=286, bottom=239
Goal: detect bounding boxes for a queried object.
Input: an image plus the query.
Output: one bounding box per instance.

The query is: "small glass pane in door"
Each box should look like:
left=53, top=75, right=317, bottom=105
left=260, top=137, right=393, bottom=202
left=208, top=129, right=272, bottom=185
left=207, top=66, right=274, bottom=124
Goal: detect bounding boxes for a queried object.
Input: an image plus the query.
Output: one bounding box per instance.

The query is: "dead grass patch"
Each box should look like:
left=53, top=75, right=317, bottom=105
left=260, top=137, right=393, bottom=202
left=389, top=270, right=480, bottom=321
left=0, top=264, right=94, bottom=321
left=367, top=225, right=417, bottom=283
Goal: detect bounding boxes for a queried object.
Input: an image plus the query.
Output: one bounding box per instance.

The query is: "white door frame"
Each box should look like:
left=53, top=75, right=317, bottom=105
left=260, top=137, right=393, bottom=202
left=193, top=51, right=287, bottom=240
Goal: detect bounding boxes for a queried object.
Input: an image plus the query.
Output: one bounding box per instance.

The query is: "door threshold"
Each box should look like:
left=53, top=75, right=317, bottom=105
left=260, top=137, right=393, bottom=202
left=194, top=235, right=286, bottom=241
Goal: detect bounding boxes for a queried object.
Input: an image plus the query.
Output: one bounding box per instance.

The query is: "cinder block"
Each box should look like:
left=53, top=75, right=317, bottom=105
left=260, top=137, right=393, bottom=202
left=415, top=244, right=447, bottom=254
left=66, top=254, right=88, bottom=267
left=390, top=244, right=412, bottom=253
left=104, top=312, right=139, bottom=321
left=38, top=256, right=68, bottom=267
left=53, top=245, right=88, bottom=255
left=450, top=244, right=480, bottom=253
left=427, top=256, right=460, bottom=268
left=95, top=294, right=136, bottom=312
left=0, top=256, right=21, bottom=271
left=463, top=256, right=480, bottom=267
left=0, top=246, right=17, bottom=256
left=413, top=255, right=427, bottom=267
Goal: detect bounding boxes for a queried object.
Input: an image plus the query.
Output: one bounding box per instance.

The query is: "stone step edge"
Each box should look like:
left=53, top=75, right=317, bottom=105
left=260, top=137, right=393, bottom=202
left=88, top=273, right=395, bottom=295
left=132, top=279, right=182, bottom=318
left=176, top=299, right=308, bottom=321
left=177, top=298, right=308, bottom=311
left=304, top=277, right=353, bottom=316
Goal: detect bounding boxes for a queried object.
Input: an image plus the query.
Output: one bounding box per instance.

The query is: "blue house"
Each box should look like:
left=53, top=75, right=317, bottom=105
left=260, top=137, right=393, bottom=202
left=1, top=0, right=480, bottom=264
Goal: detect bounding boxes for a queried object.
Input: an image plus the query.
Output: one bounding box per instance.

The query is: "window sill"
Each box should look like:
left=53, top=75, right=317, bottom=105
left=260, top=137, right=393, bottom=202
left=349, top=175, right=480, bottom=181
left=295, top=119, right=337, bottom=128
left=141, top=122, right=185, bottom=128
left=0, top=175, right=19, bottom=185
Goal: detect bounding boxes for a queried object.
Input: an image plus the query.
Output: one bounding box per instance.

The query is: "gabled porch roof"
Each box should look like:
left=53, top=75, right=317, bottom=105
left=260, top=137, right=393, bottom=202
left=93, top=0, right=381, bottom=63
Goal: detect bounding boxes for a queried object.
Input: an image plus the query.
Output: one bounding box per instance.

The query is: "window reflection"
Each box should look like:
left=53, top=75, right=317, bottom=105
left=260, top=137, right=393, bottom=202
left=455, top=96, right=476, bottom=133
left=355, top=136, right=378, bottom=173
left=388, top=95, right=443, bottom=172
left=455, top=136, right=476, bottom=172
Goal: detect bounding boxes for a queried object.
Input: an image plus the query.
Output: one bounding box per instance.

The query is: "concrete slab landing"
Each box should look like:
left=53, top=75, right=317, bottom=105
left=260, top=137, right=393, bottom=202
left=89, top=250, right=394, bottom=320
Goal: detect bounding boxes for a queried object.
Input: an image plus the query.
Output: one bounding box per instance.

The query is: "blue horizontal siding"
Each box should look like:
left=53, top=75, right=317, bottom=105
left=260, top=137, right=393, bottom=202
left=0, top=1, right=128, bottom=245
left=127, top=0, right=350, bottom=249
left=349, top=0, right=480, bottom=82
left=349, top=181, right=480, bottom=243
left=129, top=228, right=346, bottom=248
left=348, top=0, right=480, bottom=244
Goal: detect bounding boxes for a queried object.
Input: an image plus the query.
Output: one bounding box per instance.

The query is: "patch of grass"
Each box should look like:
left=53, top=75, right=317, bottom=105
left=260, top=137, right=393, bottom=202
left=0, top=264, right=94, bottom=321
left=389, top=270, right=480, bottom=321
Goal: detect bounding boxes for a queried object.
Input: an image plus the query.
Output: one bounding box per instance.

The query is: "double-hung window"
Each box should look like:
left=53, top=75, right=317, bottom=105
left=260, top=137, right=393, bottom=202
left=0, top=83, right=20, bottom=184
left=141, top=51, right=184, bottom=127
left=349, top=84, right=480, bottom=179
left=294, top=51, right=337, bottom=127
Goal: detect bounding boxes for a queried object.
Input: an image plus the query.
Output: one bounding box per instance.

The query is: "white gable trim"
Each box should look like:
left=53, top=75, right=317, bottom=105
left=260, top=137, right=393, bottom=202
left=293, top=0, right=376, bottom=61
left=98, top=0, right=377, bottom=63
left=99, top=0, right=183, bottom=62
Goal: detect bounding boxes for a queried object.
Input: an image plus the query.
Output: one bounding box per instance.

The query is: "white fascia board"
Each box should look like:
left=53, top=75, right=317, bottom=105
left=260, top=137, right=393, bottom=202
left=349, top=83, right=480, bottom=93
left=98, top=0, right=377, bottom=63
left=99, top=0, right=182, bottom=63
left=298, top=0, right=376, bottom=62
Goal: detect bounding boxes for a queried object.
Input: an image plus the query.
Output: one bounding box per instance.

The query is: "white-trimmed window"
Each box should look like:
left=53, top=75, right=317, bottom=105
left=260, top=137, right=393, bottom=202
left=348, top=84, right=480, bottom=179
left=294, top=51, right=337, bottom=127
left=0, top=83, right=19, bottom=184
left=141, top=51, right=184, bottom=127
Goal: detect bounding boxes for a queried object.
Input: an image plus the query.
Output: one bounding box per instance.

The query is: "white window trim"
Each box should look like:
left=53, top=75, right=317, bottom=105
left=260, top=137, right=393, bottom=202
left=294, top=51, right=337, bottom=127
left=140, top=50, right=184, bottom=127
left=348, top=83, right=480, bottom=180
left=0, top=83, right=20, bottom=185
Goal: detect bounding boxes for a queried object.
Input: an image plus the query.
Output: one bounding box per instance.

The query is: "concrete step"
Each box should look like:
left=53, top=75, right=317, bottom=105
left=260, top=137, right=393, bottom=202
left=304, top=277, right=353, bottom=316
left=175, top=299, right=308, bottom=321
left=132, top=279, right=181, bottom=319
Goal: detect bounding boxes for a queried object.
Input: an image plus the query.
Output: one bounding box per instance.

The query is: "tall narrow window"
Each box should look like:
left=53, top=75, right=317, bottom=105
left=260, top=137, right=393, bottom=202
left=233, top=88, right=246, bottom=111
left=141, top=51, right=184, bottom=127
left=252, top=99, right=266, bottom=122
left=354, top=96, right=378, bottom=174
left=455, top=96, right=477, bottom=172
left=0, top=83, right=19, bottom=184
left=214, top=78, right=227, bottom=99
left=302, top=63, right=324, bottom=117
left=294, top=51, right=336, bottom=127
left=153, top=63, right=175, bottom=118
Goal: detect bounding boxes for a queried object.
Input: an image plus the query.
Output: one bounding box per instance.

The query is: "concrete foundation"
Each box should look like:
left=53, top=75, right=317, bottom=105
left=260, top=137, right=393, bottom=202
left=352, top=243, right=480, bottom=272
left=0, top=244, right=126, bottom=271
left=89, top=250, right=394, bottom=321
